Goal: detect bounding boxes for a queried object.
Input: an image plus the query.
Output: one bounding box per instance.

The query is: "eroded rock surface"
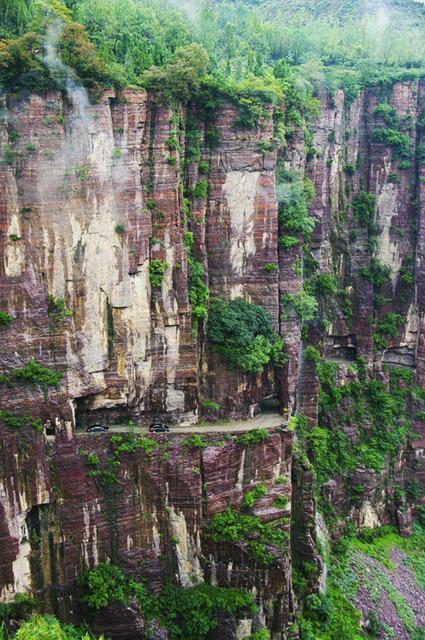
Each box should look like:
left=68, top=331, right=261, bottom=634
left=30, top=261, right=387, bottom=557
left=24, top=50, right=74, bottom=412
left=1, top=80, right=425, bottom=637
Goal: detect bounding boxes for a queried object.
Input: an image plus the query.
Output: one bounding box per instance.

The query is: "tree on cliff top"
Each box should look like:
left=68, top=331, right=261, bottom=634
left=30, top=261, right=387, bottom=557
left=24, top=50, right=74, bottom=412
left=141, top=43, right=209, bottom=103
left=3, top=0, right=425, bottom=107
left=72, top=0, right=193, bottom=83
left=0, top=17, right=114, bottom=96
left=0, top=0, right=72, bottom=37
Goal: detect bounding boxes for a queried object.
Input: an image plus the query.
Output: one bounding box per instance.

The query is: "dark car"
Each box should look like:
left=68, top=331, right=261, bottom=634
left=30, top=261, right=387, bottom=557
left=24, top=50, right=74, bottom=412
left=149, top=422, right=170, bottom=433
left=86, top=424, right=109, bottom=433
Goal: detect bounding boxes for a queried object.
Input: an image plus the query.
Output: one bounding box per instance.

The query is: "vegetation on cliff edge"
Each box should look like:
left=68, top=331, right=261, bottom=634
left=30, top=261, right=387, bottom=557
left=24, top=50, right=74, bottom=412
left=0, top=597, right=103, bottom=639
left=2, top=0, right=425, bottom=110
left=77, top=562, right=258, bottom=640
left=208, top=297, right=285, bottom=374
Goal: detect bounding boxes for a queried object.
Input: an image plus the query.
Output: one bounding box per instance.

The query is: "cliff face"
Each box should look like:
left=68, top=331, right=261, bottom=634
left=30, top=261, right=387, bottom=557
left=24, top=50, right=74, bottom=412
left=0, top=425, right=293, bottom=638
left=302, top=82, right=425, bottom=531
left=0, top=89, right=279, bottom=426
left=1, top=79, right=425, bottom=636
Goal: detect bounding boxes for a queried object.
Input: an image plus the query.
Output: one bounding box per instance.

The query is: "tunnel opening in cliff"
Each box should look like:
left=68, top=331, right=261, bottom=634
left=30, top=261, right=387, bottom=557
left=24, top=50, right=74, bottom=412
left=73, top=396, right=131, bottom=429
left=260, top=395, right=281, bottom=413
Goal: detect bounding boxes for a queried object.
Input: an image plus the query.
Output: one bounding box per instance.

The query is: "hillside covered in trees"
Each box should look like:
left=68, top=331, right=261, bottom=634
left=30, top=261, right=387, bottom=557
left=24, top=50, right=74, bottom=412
left=2, top=0, right=425, bottom=103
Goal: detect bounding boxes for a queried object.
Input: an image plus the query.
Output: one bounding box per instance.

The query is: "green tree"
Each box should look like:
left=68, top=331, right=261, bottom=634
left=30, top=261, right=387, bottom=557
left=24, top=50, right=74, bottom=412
left=77, top=562, right=128, bottom=609
left=157, top=583, right=256, bottom=640
left=73, top=0, right=193, bottom=83
left=282, top=289, right=318, bottom=322
left=208, top=298, right=284, bottom=374
left=141, top=43, right=209, bottom=103
left=16, top=614, right=102, bottom=639
left=0, top=0, right=35, bottom=37
left=277, top=175, right=315, bottom=240
left=0, top=32, right=53, bottom=94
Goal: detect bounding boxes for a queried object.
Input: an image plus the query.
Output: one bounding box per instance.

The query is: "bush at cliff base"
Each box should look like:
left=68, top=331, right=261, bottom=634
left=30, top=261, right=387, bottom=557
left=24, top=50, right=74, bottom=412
left=14, top=613, right=103, bottom=639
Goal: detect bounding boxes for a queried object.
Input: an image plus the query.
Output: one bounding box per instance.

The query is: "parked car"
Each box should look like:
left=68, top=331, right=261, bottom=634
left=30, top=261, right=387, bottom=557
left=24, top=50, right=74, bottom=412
left=86, top=424, right=109, bottom=433
left=149, top=422, right=170, bottom=433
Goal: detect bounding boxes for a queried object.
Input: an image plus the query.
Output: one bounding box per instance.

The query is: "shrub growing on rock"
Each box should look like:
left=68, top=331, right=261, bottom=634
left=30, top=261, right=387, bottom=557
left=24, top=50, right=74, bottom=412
left=373, top=312, right=403, bottom=350
left=189, top=178, right=208, bottom=199
left=236, top=428, right=269, bottom=446
left=352, top=190, right=375, bottom=227
left=77, top=562, right=128, bottom=609
left=278, top=235, right=299, bottom=250
left=187, top=256, right=209, bottom=327
left=0, top=311, right=12, bottom=327
left=2, top=359, right=63, bottom=392
left=149, top=259, right=168, bottom=288
left=0, top=410, right=42, bottom=430
left=78, top=562, right=256, bottom=640
left=0, top=593, right=34, bottom=627
left=244, top=631, right=270, bottom=640
left=183, top=434, right=208, bottom=450
left=201, top=399, right=221, bottom=413
left=264, top=262, right=278, bottom=272
left=371, top=127, right=412, bottom=160
left=374, top=102, right=399, bottom=127
left=208, top=298, right=284, bottom=374
left=282, top=288, right=318, bottom=322
left=206, top=506, right=288, bottom=565
left=47, top=295, right=72, bottom=320
left=277, top=177, right=315, bottom=240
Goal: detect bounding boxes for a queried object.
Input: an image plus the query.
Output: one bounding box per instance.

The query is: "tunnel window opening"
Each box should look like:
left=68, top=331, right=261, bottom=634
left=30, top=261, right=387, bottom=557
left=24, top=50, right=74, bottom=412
left=260, top=395, right=281, bottom=413
left=45, top=420, right=55, bottom=436
left=324, top=344, right=357, bottom=362
left=73, top=396, right=130, bottom=430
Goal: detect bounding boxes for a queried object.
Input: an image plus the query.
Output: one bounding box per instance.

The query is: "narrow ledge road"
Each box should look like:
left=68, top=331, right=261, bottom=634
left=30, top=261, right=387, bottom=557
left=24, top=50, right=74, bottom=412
left=104, top=412, right=288, bottom=434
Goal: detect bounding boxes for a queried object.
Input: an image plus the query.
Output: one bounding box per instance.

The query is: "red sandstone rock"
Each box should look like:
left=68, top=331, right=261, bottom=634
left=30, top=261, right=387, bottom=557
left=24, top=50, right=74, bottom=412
left=1, top=78, right=425, bottom=638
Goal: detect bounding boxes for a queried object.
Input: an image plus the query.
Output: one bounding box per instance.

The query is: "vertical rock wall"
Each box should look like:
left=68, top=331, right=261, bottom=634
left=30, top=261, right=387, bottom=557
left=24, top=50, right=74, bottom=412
left=0, top=89, right=280, bottom=425
left=1, top=78, right=425, bottom=636
left=0, top=426, right=294, bottom=638
left=204, top=103, right=280, bottom=415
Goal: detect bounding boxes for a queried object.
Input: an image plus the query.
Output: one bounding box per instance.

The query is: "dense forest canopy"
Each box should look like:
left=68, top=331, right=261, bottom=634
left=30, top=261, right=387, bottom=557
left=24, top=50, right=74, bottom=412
left=1, top=0, right=425, bottom=109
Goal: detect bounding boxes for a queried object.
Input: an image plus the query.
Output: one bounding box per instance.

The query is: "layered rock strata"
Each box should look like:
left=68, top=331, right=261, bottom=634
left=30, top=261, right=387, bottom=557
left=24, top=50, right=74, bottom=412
left=1, top=78, right=425, bottom=635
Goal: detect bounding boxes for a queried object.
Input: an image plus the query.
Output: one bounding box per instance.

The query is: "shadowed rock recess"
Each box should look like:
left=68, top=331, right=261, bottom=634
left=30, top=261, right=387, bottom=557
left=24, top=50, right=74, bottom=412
left=1, top=80, right=425, bottom=638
